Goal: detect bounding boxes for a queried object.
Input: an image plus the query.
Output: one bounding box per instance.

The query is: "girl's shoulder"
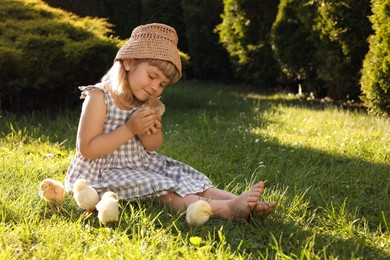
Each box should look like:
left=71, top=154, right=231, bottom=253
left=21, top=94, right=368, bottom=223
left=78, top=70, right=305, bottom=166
left=79, top=83, right=107, bottom=100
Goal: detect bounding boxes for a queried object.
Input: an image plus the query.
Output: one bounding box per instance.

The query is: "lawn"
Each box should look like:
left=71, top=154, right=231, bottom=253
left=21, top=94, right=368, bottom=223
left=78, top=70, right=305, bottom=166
left=0, top=81, right=389, bottom=259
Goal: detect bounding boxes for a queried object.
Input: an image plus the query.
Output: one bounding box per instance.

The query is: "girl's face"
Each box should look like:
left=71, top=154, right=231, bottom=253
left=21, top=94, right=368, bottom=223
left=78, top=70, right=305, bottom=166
left=126, top=61, right=170, bottom=101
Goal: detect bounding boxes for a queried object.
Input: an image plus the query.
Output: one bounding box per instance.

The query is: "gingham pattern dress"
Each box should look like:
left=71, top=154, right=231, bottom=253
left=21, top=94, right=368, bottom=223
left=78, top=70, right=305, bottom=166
left=65, top=84, right=213, bottom=200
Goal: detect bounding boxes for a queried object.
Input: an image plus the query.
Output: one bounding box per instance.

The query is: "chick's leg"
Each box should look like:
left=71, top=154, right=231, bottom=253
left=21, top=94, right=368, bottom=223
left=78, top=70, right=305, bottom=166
left=82, top=210, right=94, bottom=218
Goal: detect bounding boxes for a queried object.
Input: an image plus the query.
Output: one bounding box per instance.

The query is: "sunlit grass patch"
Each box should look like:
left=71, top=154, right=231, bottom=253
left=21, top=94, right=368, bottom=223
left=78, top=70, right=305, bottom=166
left=0, top=81, right=389, bottom=259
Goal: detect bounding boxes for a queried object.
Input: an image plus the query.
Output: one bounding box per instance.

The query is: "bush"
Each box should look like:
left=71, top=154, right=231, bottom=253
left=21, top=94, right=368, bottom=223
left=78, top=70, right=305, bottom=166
left=360, top=0, right=390, bottom=116
left=44, top=0, right=142, bottom=39
left=216, top=0, right=280, bottom=86
left=181, top=0, right=233, bottom=81
left=312, top=0, right=372, bottom=101
left=0, top=0, right=120, bottom=112
left=271, top=0, right=320, bottom=93
left=140, top=0, right=187, bottom=52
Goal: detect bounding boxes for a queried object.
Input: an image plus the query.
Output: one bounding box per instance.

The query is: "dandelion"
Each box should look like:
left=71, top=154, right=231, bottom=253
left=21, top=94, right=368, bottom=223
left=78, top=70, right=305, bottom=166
left=189, top=236, right=203, bottom=246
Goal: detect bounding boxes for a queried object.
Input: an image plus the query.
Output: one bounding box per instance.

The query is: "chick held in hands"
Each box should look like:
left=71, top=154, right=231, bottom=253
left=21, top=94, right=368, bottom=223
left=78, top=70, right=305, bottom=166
left=186, top=200, right=213, bottom=228
left=96, top=191, right=119, bottom=226
left=144, top=96, right=165, bottom=119
left=73, top=179, right=100, bottom=217
left=39, top=178, right=65, bottom=210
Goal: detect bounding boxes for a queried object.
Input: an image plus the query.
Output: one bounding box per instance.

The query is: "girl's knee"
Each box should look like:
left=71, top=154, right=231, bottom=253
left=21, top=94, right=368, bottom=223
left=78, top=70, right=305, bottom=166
left=158, top=192, right=177, bottom=203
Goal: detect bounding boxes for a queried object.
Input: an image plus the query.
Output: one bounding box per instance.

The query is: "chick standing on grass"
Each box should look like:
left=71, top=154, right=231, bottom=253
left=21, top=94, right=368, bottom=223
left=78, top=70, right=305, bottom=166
left=186, top=200, right=213, bottom=229
left=96, top=191, right=119, bottom=226
left=39, top=178, right=65, bottom=211
left=73, top=179, right=100, bottom=216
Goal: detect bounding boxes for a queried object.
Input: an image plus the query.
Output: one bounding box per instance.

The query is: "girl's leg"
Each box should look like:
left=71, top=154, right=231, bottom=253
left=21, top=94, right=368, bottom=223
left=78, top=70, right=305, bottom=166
left=254, top=201, right=277, bottom=216
left=158, top=182, right=264, bottom=220
left=197, top=187, right=236, bottom=200
left=198, top=181, right=277, bottom=216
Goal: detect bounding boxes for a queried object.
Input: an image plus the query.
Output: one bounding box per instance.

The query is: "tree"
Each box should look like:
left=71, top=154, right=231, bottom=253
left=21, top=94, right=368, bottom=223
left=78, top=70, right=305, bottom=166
left=271, top=0, right=321, bottom=94
left=360, top=0, right=390, bottom=116
left=311, top=0, right=372, bottom=100
left=217, top=0, right=280, bottom=86
left=98, top=0, right=142, bottom=39
left=181, top=0, right=233, bottom=81
left=141, top=0, right=187, bottom=52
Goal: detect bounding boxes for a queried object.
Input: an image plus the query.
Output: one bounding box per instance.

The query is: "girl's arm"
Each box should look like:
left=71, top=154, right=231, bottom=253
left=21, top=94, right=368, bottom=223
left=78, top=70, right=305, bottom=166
left=138, top=120, right=163, bottom=151
left=77, top=89, right=136, bottom=159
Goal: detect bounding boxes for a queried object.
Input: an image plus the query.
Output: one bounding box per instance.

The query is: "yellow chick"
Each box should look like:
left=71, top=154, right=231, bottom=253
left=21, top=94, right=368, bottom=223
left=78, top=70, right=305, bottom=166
left=144, top=96, right=165, bottom=119
left=96, top=191, right=119, bottom=226
left=186, top=200, right=213, bottom=229
left=38, top=178, right=65, bottom=211
left=73, top=179, right=100, bottom=217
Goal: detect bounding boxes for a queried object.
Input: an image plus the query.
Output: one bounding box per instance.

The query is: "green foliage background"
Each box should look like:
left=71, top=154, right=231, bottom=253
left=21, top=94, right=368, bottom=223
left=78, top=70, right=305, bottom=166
left=1, top=0, right=389, bottom=115
left=217, top=0, right=280, bottom=86
left=361, top=0, right=390, bottom=116
left=0, top=0, right=120, bottom=111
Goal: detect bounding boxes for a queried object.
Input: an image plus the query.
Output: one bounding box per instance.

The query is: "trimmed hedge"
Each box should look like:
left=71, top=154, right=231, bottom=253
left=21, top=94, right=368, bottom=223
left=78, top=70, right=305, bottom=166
left=0, top=0, right=120, bottom=111
left=360, top=0, right=390, bottom=116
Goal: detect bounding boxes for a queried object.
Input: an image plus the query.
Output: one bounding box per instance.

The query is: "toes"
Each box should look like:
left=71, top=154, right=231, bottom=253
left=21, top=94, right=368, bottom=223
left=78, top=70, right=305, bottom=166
left=258, top=181, right=265, bottom=190
left=247, top=198, right=258, bottom=209
left=253, top=201, right=277, bottom=216
left=246, top=183, right=264, bottom=209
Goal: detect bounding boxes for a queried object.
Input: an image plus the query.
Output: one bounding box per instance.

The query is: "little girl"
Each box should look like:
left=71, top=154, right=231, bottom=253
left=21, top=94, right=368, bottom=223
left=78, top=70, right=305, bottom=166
left=65, top=23, right=276, bottom=221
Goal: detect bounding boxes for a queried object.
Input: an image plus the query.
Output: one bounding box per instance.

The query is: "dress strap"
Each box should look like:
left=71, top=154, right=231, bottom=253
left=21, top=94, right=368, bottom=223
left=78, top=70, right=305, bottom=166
left=78, top=83, right=107, bottom=99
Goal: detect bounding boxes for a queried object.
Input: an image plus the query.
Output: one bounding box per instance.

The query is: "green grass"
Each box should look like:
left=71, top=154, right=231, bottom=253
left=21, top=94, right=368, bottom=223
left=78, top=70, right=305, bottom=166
left=0, top=81, right=389, bottom=259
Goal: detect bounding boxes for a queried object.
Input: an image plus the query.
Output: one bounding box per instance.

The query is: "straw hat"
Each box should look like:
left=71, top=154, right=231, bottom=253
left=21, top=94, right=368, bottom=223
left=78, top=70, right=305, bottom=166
left=115, top=23, right=182, bottom=79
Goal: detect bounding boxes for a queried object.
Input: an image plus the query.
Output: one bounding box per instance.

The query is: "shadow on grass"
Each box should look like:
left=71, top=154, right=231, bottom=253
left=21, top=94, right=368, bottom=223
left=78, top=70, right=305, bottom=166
left=1, top=81, right=388, bottom=258
left=160, top=82, right=390, bottom=257
left=164, top=81, right=368, bottom=114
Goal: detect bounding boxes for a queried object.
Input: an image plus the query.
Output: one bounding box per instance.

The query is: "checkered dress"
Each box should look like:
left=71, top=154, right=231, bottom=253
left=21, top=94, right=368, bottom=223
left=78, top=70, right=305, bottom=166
left=65, top=84, right=213, bottom=200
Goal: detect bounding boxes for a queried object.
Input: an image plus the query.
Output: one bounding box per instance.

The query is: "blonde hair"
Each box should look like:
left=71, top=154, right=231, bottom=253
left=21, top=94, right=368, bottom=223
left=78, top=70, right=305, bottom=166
left=101, top=59, right=180, bottom=109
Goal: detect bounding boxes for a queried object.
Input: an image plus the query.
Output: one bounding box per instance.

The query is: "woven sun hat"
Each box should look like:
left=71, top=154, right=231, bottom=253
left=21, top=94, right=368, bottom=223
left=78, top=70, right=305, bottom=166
left=115, top=23, right=182, bottom=80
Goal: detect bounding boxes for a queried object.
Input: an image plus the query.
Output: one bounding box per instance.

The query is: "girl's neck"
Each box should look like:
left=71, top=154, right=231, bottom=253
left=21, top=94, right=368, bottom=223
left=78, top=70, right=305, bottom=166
left=104, top=82, right=142, bottom=110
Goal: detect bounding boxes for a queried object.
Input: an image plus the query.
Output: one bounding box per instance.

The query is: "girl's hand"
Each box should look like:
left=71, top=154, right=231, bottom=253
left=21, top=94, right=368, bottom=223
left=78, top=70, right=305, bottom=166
left=138, top=118, right=163, bottom=151
left=145, top=119, right=162, bottom=136
left=126, top=107, right=157, bottom=135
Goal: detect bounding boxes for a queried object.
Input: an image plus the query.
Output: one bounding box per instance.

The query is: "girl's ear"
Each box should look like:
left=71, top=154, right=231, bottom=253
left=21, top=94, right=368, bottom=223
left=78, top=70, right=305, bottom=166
left=123, top=59, right=133, bottom=71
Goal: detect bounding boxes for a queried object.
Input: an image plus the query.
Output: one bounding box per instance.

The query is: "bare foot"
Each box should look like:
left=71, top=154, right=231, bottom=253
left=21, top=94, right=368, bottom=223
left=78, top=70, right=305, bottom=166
left=253, top=201, right=277, bottom=216
left=252, top=181, right=276, bottom=216
left=227, top=182, right=264, bottom=220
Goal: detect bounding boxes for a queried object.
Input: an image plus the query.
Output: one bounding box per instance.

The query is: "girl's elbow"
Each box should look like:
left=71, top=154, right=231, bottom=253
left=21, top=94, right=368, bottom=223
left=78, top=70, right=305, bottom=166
left=143, top=140, right=163, bottom=152
left=79, top=150, right=95, bottom=160
left=144, top=145, right=160, bottom=152
left=79, top=145, right=97, bottom=160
